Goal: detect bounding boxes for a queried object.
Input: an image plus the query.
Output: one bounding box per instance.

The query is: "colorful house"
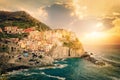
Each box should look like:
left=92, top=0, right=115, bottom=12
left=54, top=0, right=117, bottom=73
left=24, top=27, right=35, bottom=33
left=0, top=28, right=2, bottom=32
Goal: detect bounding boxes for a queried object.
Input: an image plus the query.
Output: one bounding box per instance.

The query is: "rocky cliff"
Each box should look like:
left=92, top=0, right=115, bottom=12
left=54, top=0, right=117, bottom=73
left=49, top=46, right=84, bottom=59
left=0, top=11, right=84, bottom=74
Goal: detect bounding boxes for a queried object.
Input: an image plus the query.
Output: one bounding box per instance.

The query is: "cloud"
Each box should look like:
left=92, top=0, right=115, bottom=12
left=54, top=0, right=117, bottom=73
left=93, top=18, right=120, bottom=45
left=0, top=0, right=72, bottom=22
left=66, top=0, right=120, bottom=19
left=0, top=0, right=120, bottom=44
left=45, top=3, right=74, bottom=28
left=37, top=7, right=48, bottom=21
left=0, top=0, right=54, bottom=23
left=107, top=18, right=120, bottom=34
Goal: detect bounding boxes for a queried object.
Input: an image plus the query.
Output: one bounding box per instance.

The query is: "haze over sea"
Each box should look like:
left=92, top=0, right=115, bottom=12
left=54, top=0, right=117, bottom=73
left=8, top=45, right=120, bottom=80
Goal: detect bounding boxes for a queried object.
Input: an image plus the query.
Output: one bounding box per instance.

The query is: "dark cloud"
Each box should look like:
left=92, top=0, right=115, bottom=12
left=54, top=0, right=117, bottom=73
left=45, top=4, right=74, bottom=28
left=102, top=18, right=115, bottom=30
left=111, top=5, right=120, bottom=14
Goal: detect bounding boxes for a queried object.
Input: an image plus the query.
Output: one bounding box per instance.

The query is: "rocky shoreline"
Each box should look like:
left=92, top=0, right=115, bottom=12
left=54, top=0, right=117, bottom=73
left=0, top=54, right=106, bottom=75
left=0, top=64, right=30, bottom=74
left=0, top=57, right=77, bottom=75
left=81, top=52, right=106, bottom=66
left=0, top=54, right=54, bottom=75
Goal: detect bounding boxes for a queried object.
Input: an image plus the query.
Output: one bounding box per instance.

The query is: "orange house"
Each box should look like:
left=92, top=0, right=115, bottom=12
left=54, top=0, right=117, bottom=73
left=0, top=28, right=2, bottom=32
left=24, top=27, right=35, bottom=33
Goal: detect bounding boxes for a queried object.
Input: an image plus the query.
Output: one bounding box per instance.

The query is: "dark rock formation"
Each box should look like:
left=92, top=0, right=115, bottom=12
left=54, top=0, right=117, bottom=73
left=81, top=52, right=106, bottom=66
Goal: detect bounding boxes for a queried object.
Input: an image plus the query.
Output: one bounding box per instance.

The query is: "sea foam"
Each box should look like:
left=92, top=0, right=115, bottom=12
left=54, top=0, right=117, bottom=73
left=41, top=72, right=66, bottom=80
left=38, top=64, right=68, bottom=70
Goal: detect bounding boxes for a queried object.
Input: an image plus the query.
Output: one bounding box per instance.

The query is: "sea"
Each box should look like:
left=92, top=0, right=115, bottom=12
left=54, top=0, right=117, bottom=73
left=7, top=45, right=120, bottom=80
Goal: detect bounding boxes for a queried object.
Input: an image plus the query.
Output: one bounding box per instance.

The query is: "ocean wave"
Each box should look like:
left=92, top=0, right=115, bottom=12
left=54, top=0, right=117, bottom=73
left=110, top=76, right=120, bottom=80
left=55, top=64, right=68, bottom=68
left=54, top=60, right=59, bottom=62
left=61, top=59, right=66, bottom=61
left=41, top=72, right=66, bottom=80
left=86, top=62, right=111, bottom=68
left=23, top=72, right=39, bottom=76
left=38, top=64, right=68, bottom=70
left=7, top=68, right=40, bottom=77
left=54, top=59, right=67, bottom=63
left=23, top=69, right=29, bottom=71
left=101, top=57, right=120, bottom=66
left=7, top=70, right=22, bottom=75
left=7, top=68, right=30, bottom=75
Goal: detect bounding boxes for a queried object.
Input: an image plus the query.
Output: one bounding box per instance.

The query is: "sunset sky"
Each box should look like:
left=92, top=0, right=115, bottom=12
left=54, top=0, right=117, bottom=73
left=0, top=0, right=120, bottom=45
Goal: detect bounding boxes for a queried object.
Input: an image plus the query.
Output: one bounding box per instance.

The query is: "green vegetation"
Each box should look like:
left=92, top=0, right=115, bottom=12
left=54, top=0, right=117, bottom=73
left=0, top=11, right=51, bottom=39
left=63, top=39, right=82, bottom=50
left=0, top=32, right=28, bottom=39
left=62, top=33, right=82, bottom=50
left=0, top=21, right=35, bottom=29
left=0, top=20, right=50, bottom=31
left=0, top=11, right=50, bottom=31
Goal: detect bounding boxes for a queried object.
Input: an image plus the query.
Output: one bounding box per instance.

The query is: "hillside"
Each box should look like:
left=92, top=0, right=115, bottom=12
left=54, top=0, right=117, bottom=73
left=0, top=11, right=50, bottom=31
left=0, top=11, right=84, bottom=74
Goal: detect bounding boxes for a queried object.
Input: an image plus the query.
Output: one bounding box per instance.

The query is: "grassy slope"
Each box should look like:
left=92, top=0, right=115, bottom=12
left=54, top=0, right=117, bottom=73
left=0, top=11, right=50, bottom=31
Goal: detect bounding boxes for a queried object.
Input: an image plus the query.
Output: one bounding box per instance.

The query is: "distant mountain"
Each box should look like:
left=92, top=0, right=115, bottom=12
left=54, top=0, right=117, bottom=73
left=0, top=11, right=50, bottom=31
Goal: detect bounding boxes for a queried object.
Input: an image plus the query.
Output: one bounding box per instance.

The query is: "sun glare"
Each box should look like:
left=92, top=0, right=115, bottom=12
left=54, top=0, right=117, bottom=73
left=85, top=31, right=104, bottom=38
left=96, top=22, right=103, bottom=28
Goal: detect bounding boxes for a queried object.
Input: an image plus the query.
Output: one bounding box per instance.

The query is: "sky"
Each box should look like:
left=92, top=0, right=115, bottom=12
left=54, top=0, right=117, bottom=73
left=0, top=0, right=120, bottom=45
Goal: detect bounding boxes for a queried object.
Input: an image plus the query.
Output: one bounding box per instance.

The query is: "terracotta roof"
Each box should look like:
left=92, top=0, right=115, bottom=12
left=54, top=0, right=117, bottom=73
left=24, top=28, right=35, bottom=33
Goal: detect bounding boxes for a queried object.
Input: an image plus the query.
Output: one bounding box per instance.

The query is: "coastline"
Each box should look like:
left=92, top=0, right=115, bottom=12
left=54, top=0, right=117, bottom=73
left=0, top=56, right=80, bottom=75
left=0, top=54, right=106, bottom=76
left=0, top=64, right=55, bottom=76
left=81, top=52, right=106, bottom=66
